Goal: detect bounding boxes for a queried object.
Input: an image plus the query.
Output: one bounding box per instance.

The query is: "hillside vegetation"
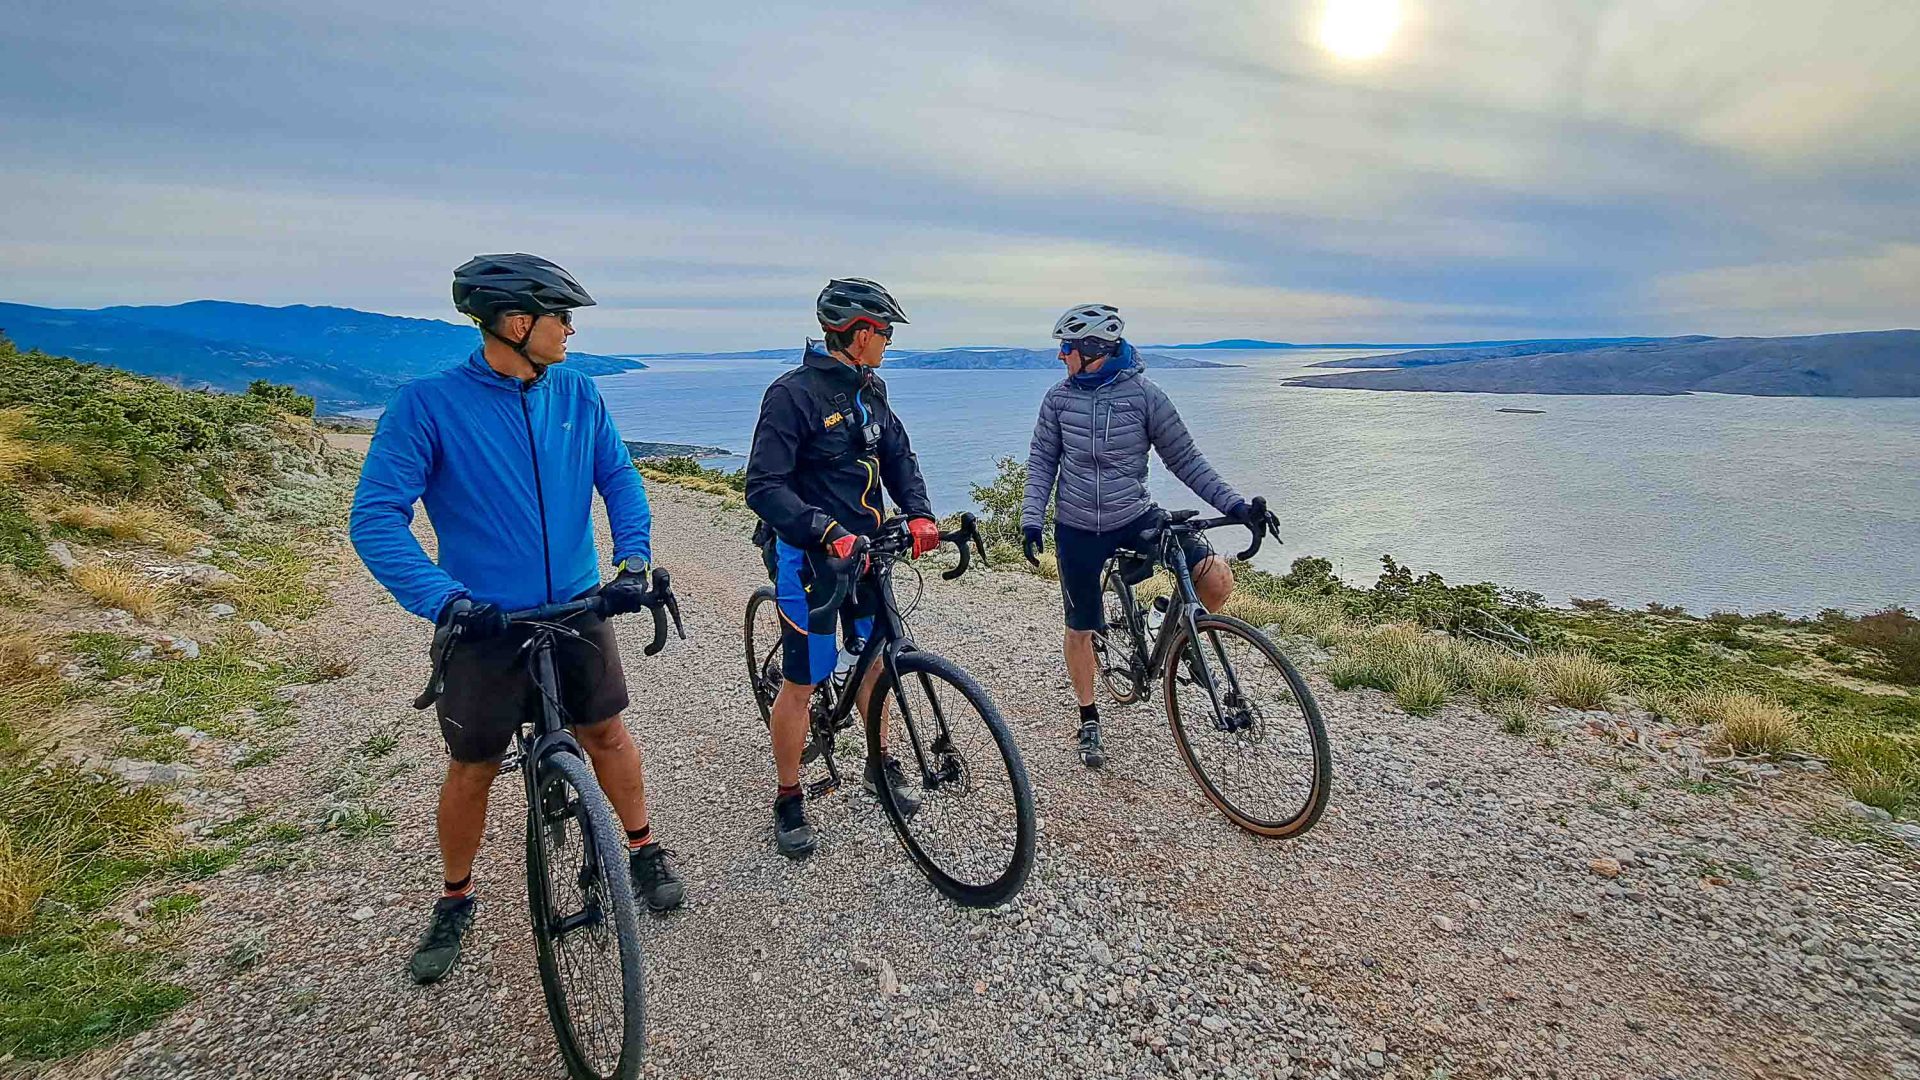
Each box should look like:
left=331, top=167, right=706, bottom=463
left=0, top=334, right=359, bottom=1058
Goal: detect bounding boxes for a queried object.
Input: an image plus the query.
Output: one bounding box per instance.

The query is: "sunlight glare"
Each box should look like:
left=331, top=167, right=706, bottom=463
left=1318, top=0, right=1401, bottom=61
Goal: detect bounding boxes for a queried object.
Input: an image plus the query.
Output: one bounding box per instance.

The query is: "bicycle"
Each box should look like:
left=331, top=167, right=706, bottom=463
left=1094, top=503, right=1332, bottom=837
left=743, top=514, right=1036, bottom=908
left=415, top=570, right=686, bottom=1080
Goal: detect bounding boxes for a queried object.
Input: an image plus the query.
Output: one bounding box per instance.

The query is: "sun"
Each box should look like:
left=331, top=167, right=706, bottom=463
left=1318, top=0, right=1402, bottom=61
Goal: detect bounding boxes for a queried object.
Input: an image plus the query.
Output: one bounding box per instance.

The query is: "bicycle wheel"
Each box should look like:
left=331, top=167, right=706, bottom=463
left=743, top=586, right=785, bottom=728
left=526, top=749, right=645, bottom=1080
left=1163, top=613, right=1331, bottom=838
left=868, top=651, right=1035, bottom=907
left=1097, top=566, right=1145, bottom=704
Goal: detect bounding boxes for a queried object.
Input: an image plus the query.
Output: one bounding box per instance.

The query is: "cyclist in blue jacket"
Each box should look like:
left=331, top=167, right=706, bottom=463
left=350, top=254, right=683, bottom=986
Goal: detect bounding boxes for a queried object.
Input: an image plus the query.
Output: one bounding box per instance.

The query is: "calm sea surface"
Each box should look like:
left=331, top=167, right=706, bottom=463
left=594, top=349, right=1920, bottom=615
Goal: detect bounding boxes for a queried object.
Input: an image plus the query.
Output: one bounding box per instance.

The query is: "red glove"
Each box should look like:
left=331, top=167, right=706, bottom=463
left=907, top=517, right=941, bottom=560
left=825, top=530, right=859, bottom=560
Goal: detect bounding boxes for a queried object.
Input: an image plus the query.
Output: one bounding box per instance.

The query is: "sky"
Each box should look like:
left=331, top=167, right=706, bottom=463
left=1, top=0, right=1916, bottom=352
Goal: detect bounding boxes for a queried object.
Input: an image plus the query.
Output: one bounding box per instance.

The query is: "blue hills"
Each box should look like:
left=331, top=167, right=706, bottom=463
left=0, top=300, right=644, bottom=412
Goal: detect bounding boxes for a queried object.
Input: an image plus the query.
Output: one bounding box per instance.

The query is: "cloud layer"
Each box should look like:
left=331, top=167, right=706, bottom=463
left=1, top=0, right=1914, bottom=350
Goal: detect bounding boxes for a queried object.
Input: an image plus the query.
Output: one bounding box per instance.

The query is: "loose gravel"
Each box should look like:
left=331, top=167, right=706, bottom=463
left=64, top=484, right=1920, bottom=1080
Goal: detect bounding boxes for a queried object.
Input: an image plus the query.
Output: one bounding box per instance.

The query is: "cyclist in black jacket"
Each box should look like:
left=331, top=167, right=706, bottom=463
left=745, top=278, right=942, bottom=859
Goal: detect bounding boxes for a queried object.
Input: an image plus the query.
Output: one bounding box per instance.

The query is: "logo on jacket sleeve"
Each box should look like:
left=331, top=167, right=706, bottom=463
left=823, top=412, right=845, bottom=429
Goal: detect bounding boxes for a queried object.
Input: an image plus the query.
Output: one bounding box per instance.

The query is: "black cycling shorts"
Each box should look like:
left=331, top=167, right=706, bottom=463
left=1054, top=510, right=1216, bottom=632
left=434, top=608, right=629, bottom=764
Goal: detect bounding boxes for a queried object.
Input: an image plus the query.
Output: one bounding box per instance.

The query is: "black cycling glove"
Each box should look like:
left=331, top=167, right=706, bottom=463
left=437, top=595, right=509, bottom=641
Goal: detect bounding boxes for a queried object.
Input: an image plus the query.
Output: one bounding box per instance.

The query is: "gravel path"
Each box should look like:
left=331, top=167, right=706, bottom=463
left=64, top=483, right=1920, bottom=1080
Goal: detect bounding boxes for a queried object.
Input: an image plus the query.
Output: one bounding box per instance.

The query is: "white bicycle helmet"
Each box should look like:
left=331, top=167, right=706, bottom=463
left=1052, top=303, right=1124, bottom=342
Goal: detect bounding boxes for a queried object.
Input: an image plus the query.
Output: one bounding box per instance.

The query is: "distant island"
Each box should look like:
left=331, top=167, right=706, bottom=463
left=0, top=300, right=646, bottom=412
left=623, top=440, right=732, bottom=461
left=1283, top=330, right=1920, bottom=398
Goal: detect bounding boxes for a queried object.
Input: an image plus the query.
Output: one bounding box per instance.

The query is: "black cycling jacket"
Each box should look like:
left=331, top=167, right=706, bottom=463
left=745, top=341, right=934, bottom=549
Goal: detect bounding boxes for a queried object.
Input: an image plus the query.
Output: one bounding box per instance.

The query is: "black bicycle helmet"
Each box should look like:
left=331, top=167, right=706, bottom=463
left=452, top=254, right=596, bottom=327
left=817, top=278, right=909, bottom=332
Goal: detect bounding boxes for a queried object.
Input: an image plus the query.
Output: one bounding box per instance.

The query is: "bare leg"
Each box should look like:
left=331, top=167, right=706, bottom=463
left=855, top=658, right=890, bottom=753
left=437, top=759, right=501, bottom=885
left=1194, top=555, right=1234, bottom=612
left=575, top=715, right=649, bottom=834
left=771, top=679, right=813, bottom=788
left=1064, top=629, right=1098, bottom=708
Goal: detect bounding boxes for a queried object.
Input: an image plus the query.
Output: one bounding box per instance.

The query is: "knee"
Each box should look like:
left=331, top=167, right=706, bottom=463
left=445, top=759, right=500, bottom=791
left=575, top=716, right=632, bottom=754
left=1066, top=629, right=1095, bottom=648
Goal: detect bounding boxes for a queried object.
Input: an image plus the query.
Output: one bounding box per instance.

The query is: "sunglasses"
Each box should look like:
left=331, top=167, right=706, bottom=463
left=868, top=323, right=894, bottom=341
left=512, top=310, right=574, bottom=328
left=1060, top=337, right=1117, bottom=359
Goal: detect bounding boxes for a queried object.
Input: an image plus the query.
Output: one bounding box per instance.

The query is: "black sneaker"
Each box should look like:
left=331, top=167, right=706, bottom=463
left=629, top=844, right=685, bottom=912
left=864, top=754, right=922, bottom=818
left=407, top=895, right=475, bottom=985
left=773, top=792, right=817, bottom=860
left=1077, top=719, right=1106, bottom=769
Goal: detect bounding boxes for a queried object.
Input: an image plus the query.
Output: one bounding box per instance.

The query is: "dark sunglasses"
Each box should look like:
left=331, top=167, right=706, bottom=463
left=867, top=323, right=894, bottom=341
left=1060, top=337, right=1117, bottom=359
left=511, top=310, right=573, bottom=328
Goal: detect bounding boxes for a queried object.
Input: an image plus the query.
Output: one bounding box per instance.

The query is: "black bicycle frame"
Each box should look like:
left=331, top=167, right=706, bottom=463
left=1126, top=527, right=1251, bottom=726
left=811, top=555, right=958, bottom=792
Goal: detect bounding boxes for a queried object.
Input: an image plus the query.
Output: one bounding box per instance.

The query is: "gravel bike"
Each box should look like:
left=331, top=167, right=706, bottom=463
left=416, top=570, right=685, bottom=1080
left=743, top=514, right=1035, bottom=907
left=1096, top=504, right=1331, bottom=837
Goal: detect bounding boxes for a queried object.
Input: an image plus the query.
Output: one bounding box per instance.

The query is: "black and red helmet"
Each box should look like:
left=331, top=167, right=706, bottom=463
left=816, top=278, right=909, bottom=332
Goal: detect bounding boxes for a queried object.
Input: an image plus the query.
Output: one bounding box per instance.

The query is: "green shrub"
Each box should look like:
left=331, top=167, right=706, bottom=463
left=0, top=489, right=44, bottom=574
left=1835, top=608, right=1920, bottom=686
left=969, top=455, right=1043, bottom=552
left=245, top=380, right=314, bottom=418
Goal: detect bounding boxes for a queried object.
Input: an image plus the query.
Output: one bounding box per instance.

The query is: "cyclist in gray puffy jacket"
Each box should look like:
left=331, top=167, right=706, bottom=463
left=1021, top=304, right=1268, bottom=767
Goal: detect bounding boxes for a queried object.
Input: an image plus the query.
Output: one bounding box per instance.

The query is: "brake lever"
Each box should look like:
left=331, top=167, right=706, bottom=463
left=413, top=619, right=462, bottom=709
left=941, top=512, right=980, bottom=581
left=642, top=567, right=686, bottom=656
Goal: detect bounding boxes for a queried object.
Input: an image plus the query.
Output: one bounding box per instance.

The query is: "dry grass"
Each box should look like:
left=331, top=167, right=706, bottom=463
left=0, top=824, right=57, bottom=937
left=52, top=504, right=198, bottom=554
left=1490, top=697, right=1535, bottom=735
left=1536, top=651, right=1624, bottom=710
left=0, top=628, right=64, bottom=746
left=1682, top=689, right=1803, bottom=755
left=1223, top=593, right=1352, bottom=645
left=68, top=563, right=169, bottom=621
left=1392, top=665, right=1449, bottom=716
left=1468, top=650, right=1539, bottom=704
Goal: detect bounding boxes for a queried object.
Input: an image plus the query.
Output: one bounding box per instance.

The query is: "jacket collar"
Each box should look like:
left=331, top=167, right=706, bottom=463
left=802, top=339, right=869, bottom=389
left=461, top=347, right=548, bottom=392
left=1068, top=340, right=1142, bottom=391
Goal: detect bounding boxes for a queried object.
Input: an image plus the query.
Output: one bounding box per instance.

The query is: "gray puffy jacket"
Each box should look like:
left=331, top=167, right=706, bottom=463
left=1021, top=359, right=1244, bottom=535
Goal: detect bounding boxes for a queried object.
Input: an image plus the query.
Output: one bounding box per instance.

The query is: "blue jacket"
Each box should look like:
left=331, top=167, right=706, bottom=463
left=349, top=349, right=652, bottom=621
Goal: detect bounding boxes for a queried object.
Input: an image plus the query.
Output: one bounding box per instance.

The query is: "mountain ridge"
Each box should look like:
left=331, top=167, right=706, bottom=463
left=0, top=300, right=645, bottom=412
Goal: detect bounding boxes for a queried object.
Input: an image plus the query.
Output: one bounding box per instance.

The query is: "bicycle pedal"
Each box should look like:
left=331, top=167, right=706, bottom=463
left=805, top=777, right=839, bottom=799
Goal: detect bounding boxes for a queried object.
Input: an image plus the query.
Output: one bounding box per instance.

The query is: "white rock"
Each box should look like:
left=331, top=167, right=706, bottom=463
left=348, top=905, right=375, bottom=922
left=46, top=541, right=79, bottom=570
left=208, top=603, right=238, bottom=618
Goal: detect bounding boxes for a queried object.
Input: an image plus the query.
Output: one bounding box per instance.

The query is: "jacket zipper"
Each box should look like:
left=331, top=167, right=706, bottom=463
left=520, top=386, right=554, bottom=603
left=1093, top=389, right=1105, bottom=532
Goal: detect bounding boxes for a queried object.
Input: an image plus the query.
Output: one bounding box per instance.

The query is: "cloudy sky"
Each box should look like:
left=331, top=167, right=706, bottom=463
left=2, top=0, right=1915, bottom=351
